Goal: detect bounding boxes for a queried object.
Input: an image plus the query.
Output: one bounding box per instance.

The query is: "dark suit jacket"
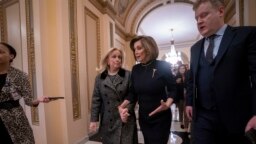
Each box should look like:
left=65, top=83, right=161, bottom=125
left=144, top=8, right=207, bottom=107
left=186, top=25, right=256, bottom=132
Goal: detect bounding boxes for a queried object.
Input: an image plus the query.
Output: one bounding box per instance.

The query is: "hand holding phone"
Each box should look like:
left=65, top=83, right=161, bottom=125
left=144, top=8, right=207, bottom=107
left=48, top=97, right=64, bottom=101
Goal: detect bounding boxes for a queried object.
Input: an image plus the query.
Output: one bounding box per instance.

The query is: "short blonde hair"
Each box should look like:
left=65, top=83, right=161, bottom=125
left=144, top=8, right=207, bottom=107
left=130, top=35, right=159, bottom=63
left=97, top=47, right=125, bottom=72
left=193, top=0, right=224, bottom=10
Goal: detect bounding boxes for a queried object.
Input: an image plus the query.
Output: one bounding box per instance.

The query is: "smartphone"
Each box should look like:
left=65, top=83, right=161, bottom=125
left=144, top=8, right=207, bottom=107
left=48, top=97, right=64, bottom=100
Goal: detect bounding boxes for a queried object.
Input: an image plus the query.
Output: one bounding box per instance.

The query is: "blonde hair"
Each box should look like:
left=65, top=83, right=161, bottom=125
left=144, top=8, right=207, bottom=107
left=97, top=47, right=125, bottom=72
left=130, top=35, right=159, bottom=63
left=193, top=0, right=224, bottom=10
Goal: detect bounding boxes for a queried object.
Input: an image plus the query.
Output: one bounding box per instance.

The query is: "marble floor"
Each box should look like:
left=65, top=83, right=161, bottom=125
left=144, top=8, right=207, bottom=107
left=86, top=104, right=190, bottom=144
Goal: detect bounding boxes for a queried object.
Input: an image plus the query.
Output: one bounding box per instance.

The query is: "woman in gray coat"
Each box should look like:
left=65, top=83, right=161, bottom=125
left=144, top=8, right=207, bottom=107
left=89, top=47, right=138, bottom=144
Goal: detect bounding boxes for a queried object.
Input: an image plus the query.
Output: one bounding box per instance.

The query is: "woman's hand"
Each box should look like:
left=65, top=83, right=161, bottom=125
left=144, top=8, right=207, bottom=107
left=118, top=100, right=131, bottom=123
left=176, top=78, right=182, bottom=83
left=186, top=106, right=193, bottom=121
left=89, top=122, right=98, bottom=132
left=118, top=106, right=130, bottom=123
left=32, top=96, right=50, bottom=106
left=149, top=99, right=172, bottom=117
left=37, top=96, right=50, bottom=103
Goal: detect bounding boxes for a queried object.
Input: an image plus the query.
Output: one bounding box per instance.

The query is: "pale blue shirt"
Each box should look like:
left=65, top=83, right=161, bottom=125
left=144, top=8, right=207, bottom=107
left=204, top=24, right=228, bottom=58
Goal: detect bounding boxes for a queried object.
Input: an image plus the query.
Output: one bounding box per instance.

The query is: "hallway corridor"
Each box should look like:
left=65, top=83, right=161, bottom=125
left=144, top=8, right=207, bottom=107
left=86, top=104, right=190, bottom=144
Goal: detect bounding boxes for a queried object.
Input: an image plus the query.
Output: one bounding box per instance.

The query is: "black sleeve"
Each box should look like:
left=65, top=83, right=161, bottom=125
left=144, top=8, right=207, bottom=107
left=125, top=71, right=137, bottom=113
left=126, top=66, right=138, bottom=103
left=186, top=64, right=194, bottom=106
left=248, top=27, right=256, bottom=115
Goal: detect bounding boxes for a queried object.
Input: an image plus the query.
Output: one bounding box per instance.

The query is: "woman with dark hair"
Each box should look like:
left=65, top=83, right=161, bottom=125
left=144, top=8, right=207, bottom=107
left=0, top=42, right=49, bottom=144
left=119, top=36, right=176, bottom=144
left=175, top=64, right=189, bottom=130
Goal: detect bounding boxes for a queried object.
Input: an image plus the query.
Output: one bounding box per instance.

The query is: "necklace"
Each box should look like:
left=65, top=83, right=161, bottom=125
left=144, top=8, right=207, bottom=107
left=141, top=60, right=154, bottom=66
left=108, top=70, right=118, bottom=75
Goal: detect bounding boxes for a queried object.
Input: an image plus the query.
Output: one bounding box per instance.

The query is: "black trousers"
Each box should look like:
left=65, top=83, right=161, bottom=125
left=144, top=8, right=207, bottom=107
left=0, top=117, right=13, bottom=144
left=191, top=108, right=250, bottom=144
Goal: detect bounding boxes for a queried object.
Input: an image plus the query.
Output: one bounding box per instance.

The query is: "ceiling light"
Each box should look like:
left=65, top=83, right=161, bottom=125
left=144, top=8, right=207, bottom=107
left=165, top=29, right=182, bottom=66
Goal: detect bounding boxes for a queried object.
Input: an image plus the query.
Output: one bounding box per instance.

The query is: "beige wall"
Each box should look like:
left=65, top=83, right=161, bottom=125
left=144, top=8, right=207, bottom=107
left=1, top=0, right=255, bottom=143
left=115, top=34, right=133, bottom=70
left=244, top=0, right=256, bottom=26
left=32, top=0, right=89, bottom=143
left=36, top=0, right=67, bottom=143
left=5, top=2, right=23, bottom=70
left=84, top=7, right=99, bottom=121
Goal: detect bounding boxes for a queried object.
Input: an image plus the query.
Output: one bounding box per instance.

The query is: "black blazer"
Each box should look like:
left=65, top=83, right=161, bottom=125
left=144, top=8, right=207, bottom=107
left=186, top=25, right=256, bottom=132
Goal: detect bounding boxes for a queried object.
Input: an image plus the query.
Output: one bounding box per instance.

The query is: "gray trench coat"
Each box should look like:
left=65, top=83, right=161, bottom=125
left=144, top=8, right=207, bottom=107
left=90, top=68, right=138, bottom=144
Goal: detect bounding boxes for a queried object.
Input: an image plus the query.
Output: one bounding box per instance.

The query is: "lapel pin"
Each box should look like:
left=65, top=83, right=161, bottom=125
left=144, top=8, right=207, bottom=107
left=152, top=69, right=157, bottom=78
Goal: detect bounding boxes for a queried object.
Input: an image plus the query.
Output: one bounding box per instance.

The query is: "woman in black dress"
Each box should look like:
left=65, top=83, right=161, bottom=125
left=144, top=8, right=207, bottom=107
left=175, top=64, right=189, bottom=130
left=119, top=36, right=176, bottom=144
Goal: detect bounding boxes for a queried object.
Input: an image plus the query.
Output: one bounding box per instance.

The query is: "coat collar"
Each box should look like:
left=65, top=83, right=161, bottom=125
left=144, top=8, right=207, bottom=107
left=214, top=25, right=236, bottom=68
left=191, top=39, right=204, bottom=75
left=100, top=68, right=126, bottom=91
left=100, top=68, right=125, bottom=79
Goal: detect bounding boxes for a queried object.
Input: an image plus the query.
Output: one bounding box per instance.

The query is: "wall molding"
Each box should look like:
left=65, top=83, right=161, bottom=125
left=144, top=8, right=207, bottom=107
left=239, top=0, right=244, bottom=26
left=224, top=0, right=235, bottom=24
left=84, top=6, right=101, bottom=112
left=88, top=0, right=116, bottom=20
left=0, top=2, right=7, bottom=42
left=115, top=23, right=134, bottom=41
left=25, top=0, right=39, bottom=125
left=69, top=0, right=81, bottom=120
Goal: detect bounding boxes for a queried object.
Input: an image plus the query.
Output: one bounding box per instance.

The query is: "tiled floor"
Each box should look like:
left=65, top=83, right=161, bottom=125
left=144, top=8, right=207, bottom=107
left=86, top=104, right=190, bottom=144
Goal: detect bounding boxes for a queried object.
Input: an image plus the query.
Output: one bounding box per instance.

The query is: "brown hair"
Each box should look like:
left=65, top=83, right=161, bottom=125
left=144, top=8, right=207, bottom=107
left=130, top=35, right=159, bottom=63
left=0, top=42, right=17, bottom=63
left=97, top=47, right=125, bottom=72
left=177, top=64, right=188, bottom=75
left=193, top=0, right=224, bottom=10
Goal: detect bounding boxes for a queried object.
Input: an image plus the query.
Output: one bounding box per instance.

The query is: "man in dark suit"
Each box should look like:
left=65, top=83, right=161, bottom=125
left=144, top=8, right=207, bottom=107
left=185, top=0, right=256, bottom=144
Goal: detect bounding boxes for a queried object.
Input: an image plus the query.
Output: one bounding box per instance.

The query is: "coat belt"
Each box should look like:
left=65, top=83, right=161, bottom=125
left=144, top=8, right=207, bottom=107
left=0, top=100, right=20, bottom=110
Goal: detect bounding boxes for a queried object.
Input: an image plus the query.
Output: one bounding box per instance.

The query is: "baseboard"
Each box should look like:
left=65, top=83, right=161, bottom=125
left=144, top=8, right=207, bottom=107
left=76, top=135, right=89, bottom=144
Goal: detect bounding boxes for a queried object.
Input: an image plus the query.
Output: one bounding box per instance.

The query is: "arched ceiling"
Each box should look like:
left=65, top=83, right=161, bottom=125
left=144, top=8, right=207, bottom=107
left=90, top=0, right=234, bottom=49
left=114, top=0, right=199, bottom=48
left=137, top=2, right=199, bottom=47
left=0, top=0, right=235, bottom=50
left=111, top=0, right=233, bottom=48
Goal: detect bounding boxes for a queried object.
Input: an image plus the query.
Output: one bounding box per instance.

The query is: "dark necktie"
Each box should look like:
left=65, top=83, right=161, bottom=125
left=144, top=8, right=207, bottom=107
left=205, top=34, right=216, bottom=63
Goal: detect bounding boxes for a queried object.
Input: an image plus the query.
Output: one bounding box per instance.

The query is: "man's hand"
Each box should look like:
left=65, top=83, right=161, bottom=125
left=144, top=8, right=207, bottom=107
left=186, top=106, right=193, bottom=121
left=245, top=115, right=256, bottom=132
